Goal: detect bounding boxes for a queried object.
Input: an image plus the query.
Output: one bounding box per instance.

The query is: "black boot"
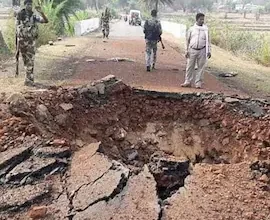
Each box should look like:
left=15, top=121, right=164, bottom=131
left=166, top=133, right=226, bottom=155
left=152, top=63, right=156, bottom=70
left=146, top=66, right=151, bottom=72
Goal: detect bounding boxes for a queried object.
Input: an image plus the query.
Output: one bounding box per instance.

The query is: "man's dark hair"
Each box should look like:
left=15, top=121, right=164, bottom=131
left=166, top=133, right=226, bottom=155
left=196, top=13, right=205, bottom=21
left=24, top=0, right=32, bottom=5
left=151, top=9, right=157, bottom=17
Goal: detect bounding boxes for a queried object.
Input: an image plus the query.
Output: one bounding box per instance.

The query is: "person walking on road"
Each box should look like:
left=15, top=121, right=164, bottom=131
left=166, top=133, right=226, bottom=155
left=16, top=0, right=48, bottom=86
left=144, top=9, right=162, bottom=72
left=181, top=13, right=211, bottom=89
left=100, top=8, right=111, bottom=39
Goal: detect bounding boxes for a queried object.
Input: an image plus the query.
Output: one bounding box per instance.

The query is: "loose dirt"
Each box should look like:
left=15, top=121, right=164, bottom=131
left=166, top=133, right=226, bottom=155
left=0, top=76, right=269, bottom=219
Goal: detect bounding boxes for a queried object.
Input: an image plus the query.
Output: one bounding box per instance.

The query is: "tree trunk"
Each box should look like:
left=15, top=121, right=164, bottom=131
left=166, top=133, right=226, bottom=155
left=94, top=0, right=99, bottom=11
left=155, top=0, right=159, bottom=11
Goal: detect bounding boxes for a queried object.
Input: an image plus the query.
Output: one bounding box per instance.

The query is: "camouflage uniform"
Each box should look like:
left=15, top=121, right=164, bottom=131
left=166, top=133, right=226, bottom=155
left=16, top=9, right=42, bottom=85
left=144, top=17, right=162, bottom=69
left=101, top=13, right=110, bottom=38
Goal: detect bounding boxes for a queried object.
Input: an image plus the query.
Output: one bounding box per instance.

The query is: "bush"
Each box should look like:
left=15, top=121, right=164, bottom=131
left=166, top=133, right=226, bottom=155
left=3, top=16, right=16, bottom=52
left=65, top=10, right=98, bottom=36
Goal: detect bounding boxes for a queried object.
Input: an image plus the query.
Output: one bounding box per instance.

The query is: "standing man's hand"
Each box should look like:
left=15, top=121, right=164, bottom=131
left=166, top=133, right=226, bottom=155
left=207, top=52, right=211, bottom=59
left=35, top=6, right=42, bottom=13
left=185, top=51, right=190, bottom=59
left=35, top=6, right=49, bottom=23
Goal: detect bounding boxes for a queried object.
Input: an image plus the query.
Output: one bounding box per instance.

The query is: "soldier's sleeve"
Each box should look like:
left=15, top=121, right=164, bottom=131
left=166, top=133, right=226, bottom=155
left=158, top=21, right=162, bottom=35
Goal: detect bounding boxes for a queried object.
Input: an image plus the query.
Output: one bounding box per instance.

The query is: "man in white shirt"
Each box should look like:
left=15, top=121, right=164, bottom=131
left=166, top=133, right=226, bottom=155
left=181, top=13, right=211, bottom=89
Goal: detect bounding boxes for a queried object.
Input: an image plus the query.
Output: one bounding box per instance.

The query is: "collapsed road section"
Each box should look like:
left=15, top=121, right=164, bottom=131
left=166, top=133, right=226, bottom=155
left=0, top=75, right=269, bottom=219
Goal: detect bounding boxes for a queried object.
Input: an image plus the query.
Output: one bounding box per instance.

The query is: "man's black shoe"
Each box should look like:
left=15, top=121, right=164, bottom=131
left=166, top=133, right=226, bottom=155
left=147, top=66, right=151, bottom=72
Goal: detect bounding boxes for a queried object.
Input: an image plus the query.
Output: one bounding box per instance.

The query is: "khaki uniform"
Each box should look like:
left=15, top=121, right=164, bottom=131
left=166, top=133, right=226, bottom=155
left=16, top=9, right=42, bottom=85
left=101, top=14, right=110, bottom=38
left=185, top=24, right=211, bottom=87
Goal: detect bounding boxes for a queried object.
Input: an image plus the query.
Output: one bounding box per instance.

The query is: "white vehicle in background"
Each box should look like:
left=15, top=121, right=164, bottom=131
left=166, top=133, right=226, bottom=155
left=128, top=10, right=142, bottom=26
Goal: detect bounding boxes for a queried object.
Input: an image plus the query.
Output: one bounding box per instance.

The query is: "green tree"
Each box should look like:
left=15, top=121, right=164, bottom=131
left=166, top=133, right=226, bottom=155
left=141, top=0, right=173, bottom=11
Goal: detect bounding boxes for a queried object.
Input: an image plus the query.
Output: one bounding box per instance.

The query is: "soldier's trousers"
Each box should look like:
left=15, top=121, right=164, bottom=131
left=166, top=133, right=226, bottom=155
left=102, top=23, right=110, bottom=37
left=19, top=39, right=35, bottom=83
left=145, top=40, right=158, bottom=67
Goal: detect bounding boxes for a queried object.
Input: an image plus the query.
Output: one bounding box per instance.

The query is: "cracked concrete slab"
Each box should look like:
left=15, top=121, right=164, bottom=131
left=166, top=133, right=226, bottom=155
left=33, top=146, right=71, bottom=158
left=74, top=166, right=160, bottom=220
left=73, top=161, right=129, bottom=211
left=49, top=192, right=70, bottom=219
left=0, top=146, right=32, bottom=178
left=67, top=142, right=112, bottom=194
left=5, top=156, right=66, bottom=183
left=0, top=183, right=50, bottom=212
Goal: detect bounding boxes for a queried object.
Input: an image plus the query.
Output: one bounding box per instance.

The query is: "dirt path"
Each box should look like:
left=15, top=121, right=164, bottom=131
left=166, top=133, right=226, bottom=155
left=0, top=21, right=246, bottom=97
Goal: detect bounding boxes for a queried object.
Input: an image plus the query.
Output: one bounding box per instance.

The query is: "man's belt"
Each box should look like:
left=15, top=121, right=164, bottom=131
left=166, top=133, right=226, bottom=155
left=191, top=46, right=206, bottom=50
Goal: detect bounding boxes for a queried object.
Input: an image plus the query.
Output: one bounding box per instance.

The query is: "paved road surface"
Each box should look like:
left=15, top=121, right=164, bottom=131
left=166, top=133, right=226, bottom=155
left=0, top=20, right=244, bottom=96
left=64, top=20, right=243, bottom=95
left=110, top=20, right=144, bottom=38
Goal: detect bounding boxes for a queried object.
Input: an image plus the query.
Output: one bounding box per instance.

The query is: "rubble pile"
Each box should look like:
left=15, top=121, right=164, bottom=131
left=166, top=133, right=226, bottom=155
left=0, top=75, right=269, bottom=219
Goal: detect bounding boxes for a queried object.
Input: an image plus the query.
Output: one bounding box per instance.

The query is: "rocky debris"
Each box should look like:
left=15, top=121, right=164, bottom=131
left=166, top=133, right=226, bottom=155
left=36, top=104, right=52, bottom=121
left=199, top=119, right=210, bottom=127
left=242, top=102, right=265, bottom=118
left=224, top=97, right=240, bottom=103
left=250, top=160, right=270, bottom=182
left=86, top=59, right=96, bottom=62
left=107, top=57, right=135, bottom=62
left=48, top=41, right=54, bottom=45
left=259, top=174, right=269, bottom=183
left=149, top=154, right=190, bottom=200
left=5, top=156, right=67, bottom=184
left=219, top=72, right=238, bottom=78
left=126, top=149, right=139, bottom=161
left=54, top=113, right=68, bottom=126
left=95, top=83, right=105, bottom=95
left=113, top=128, right=127, bottom=141
left=60, top=103, right=73, bottom=111
left=6, top=93, right=29, bottom=114
left=33, top=146, right=71, bottom=158
left=0, top=183, right=50, bottom=212
left=73, top=167, right=160, bottom=220
left=28, top=206, right=48, bottom=219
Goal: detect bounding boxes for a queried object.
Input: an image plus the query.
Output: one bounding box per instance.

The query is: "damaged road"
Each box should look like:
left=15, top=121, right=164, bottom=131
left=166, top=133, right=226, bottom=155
left=0, top=76, right=269, bottom=219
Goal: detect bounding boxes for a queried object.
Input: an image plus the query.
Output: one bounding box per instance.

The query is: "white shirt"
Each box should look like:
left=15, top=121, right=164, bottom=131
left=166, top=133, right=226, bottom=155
left=187, top=24, right=211, bottom=52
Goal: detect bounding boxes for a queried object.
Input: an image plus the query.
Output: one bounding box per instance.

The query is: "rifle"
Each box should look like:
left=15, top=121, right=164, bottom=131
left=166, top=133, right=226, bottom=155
left=15, top=34, right=19, bottom=77
left=159, top=36, right=165, bottom=49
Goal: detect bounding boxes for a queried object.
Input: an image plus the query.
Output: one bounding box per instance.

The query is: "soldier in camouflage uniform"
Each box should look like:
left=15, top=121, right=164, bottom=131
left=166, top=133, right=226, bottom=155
left=144, top=9, right=162, bottom=72
left=16, top=0, right=48, bottom=86
left=100, top=8, right=110, bottom=39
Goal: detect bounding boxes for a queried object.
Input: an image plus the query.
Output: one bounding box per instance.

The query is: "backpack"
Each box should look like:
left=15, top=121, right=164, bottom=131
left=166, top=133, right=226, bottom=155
left=144, top=19, right=161, bottom=41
